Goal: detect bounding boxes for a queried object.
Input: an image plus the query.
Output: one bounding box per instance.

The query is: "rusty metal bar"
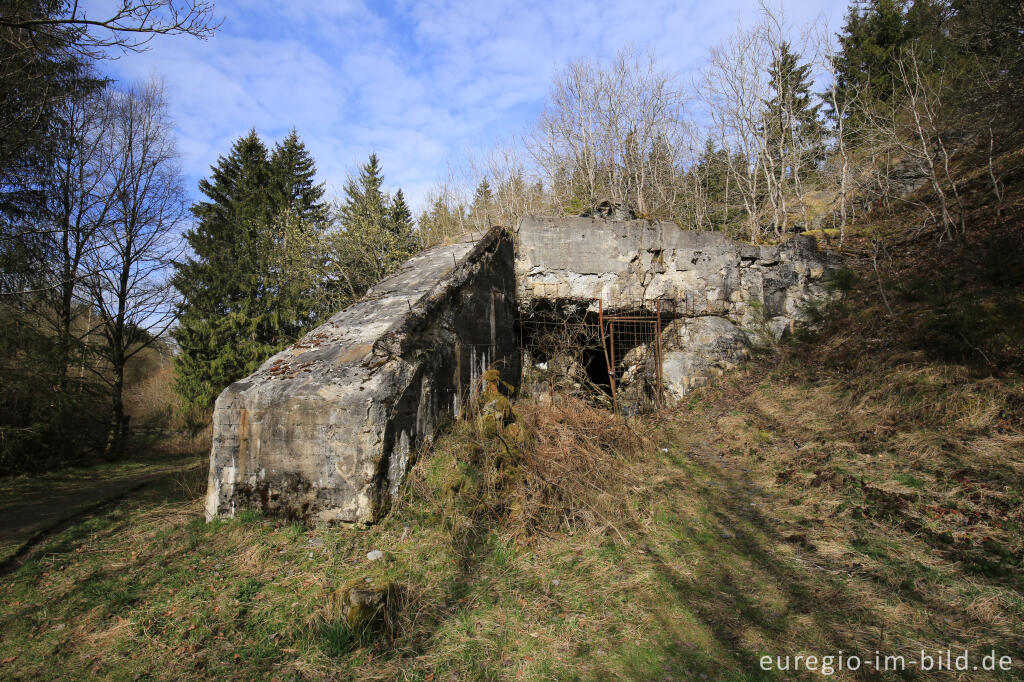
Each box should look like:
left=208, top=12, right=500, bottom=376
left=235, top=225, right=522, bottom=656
left=597, top=299, right=613, bottom=411
left=602, top=315, right=659, bottom=322
left=655, top=299, right=664, bottom=408
left=608, top=320, right=618, bottom=415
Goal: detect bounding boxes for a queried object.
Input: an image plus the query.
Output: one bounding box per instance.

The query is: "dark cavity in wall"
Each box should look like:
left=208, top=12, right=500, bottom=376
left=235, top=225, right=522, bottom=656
left=518, top=298, right=677, bottom=413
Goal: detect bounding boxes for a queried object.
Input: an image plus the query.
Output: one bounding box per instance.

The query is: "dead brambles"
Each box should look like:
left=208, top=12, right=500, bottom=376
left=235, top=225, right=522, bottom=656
left=414, top=368, right=654, bottom=544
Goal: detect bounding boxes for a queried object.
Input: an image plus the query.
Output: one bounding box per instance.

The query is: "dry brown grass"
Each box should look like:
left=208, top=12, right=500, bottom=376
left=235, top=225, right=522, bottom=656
left=124, top=365, right=180, bottom=429
left=510, top=397, right=653, bottom=539
left=3, top=216, right=1022, bottom=679
left=413, top=393, right=656, bottom=546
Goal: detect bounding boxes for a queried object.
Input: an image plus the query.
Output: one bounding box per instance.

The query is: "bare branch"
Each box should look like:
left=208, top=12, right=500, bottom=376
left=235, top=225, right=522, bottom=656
left=1, top=0, right=221, bottom=56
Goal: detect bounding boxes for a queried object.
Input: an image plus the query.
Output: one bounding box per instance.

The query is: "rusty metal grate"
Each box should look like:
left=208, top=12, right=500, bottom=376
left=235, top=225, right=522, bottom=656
left=597, top=299, right=665, bottom=414
left=519, top=297, right=668, bottom=414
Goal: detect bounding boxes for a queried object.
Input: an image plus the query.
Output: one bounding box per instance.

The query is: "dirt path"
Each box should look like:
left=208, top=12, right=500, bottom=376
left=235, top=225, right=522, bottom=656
left=0, top=459, right=203, bottom=568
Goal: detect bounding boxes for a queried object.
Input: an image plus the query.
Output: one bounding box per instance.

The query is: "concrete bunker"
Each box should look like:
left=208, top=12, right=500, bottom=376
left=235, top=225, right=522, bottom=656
left=515, top=215, right=841, bottom=408
left=205, top=216, right=840, bottom=524
left=205, top=227, right=519, bottom=525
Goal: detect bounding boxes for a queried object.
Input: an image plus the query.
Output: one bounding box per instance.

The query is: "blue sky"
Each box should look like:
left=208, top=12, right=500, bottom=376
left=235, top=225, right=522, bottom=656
left=104, top=0, right=851, bottom=211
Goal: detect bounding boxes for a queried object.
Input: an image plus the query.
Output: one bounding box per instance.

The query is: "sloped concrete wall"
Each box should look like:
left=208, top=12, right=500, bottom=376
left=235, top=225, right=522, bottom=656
left=205, top=227, right=518, bottom=524
left=516, top=216, right=841, bottom=400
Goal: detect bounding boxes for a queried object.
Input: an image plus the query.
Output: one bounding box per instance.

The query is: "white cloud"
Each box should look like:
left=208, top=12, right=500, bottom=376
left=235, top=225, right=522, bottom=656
left=104, top=0, right=850, bottom=212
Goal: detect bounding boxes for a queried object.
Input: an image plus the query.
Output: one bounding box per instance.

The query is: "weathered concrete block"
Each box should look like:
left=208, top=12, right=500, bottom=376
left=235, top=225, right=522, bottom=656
left=205, top=227, right=519, bottom=524
left=207, top=216, right=841, bottom=524
left=515, top=215, right=840, bottom=399
left=660, top=316, right=751, bottom=401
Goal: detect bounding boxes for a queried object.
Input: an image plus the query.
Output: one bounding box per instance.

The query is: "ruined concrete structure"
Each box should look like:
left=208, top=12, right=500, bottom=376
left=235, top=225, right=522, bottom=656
left=516, top=216, right=841, bottom=401
left=206, top=216, right=839, bottom=523
left=205, top=227, right=518, bottom=524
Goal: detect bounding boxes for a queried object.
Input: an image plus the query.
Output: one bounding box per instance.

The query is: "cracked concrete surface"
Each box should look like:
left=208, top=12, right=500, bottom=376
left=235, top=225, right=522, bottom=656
left=205, top=227, right=519, bottom=524
left=515, top=215, right=841, bottom=398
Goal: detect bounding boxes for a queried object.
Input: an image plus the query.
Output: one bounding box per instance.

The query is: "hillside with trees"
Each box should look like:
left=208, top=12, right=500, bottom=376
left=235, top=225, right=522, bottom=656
left=1, top=0, right=421, bottom=469
left=419, top=0, right=1022, bottom=250
left=0, top=0, right=1022, bottom=678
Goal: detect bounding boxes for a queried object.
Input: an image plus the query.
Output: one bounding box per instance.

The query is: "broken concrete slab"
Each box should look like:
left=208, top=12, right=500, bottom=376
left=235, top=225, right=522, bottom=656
left=204, top=226, right=518, bottom=524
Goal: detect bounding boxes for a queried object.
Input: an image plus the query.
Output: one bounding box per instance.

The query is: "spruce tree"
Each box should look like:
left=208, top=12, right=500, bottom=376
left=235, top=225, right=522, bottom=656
left=473, top=178, right=493, bottom=205
left=266, top=130, right=330, bottom=334
left=693, top=138, right=733, bottom=231
left=764, top=42, right=823, bottom=181
left=172, top=129, right=328, bottom=411
left=270, top=128, right=328, bottom=224
left=330, top=154, right=418, bottom=298
left=831, top=0, right=917, bottom=112
left=470, top=178, right=494, bottom=229
left=389, top=188, right=417, bottom=254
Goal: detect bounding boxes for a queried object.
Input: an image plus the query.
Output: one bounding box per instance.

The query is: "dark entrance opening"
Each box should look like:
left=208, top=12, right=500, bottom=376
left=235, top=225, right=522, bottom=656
left=518, top=298, right=671, bottom=413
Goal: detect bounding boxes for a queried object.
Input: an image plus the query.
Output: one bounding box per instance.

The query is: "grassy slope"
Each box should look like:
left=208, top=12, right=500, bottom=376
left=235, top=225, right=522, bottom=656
left=0, top=221, right=1022, bottom=679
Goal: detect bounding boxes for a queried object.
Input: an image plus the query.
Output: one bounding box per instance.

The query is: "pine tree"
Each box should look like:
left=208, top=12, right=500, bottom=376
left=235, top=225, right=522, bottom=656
left=266, top=130, right=330, bottom=335
left=336, top=153, right=389, bottom=282
left=329, top=154, right=418, bottom=299
left=172, top=129, right=329, bottom=411
left=831, top=0, right=917, bottom=112
left=416, top=194, right=466, bottom=247
left=764, top=42, right=824, bottom=182
left=389, top=188, right=417, bottom=254
left=692, top=138, right=733, bottom=231
left=270, top=128, right=328, bottom=224
left=470, top=178, right=494, bottom=229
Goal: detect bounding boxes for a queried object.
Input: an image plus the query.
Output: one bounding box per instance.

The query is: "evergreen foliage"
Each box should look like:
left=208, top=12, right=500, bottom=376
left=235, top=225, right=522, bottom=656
left=172, top=130, right=328, bottom=410
left=417, top=194, right=467, bottom=246
left=390, top=188, right=414, bottom=239
left=764, top=42, right=824, bottom=181
left=830, top=0, right=953, bottom=115
left=0, top=0, right=103, bottom=227
left=470, top=178, right=494, bottom=228
left=270, top=128, right=328, bottom=223
left=329, top=154, right=418, bottom=300
left=687, top=139, right=736, bottom=231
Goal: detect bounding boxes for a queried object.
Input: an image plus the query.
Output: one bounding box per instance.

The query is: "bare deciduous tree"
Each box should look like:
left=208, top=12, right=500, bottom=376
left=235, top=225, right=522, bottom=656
left=1, top=0, right=220, bottom=57
left=699, top=20, right=772, bottom=241
left=43, top=89, right=117, bottom=390
left=527, top=46, right=689, bottom=218
left=84, top=81, right=185, bottom=457
left=819, top=25, right=858, bottom=245
left=892, top=44, right=963, bottom=238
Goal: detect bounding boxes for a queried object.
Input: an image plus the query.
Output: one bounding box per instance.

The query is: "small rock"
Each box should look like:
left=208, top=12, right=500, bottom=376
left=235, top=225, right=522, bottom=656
left=551, top=579, right=560, bottom=586
left=366, top=550, right=383, bottom=561
left=341, top=584, right=391, bottom=630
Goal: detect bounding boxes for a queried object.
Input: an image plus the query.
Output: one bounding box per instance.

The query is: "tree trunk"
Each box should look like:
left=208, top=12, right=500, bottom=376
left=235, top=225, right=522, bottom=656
left=104, top=351, right=126, bottom=459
